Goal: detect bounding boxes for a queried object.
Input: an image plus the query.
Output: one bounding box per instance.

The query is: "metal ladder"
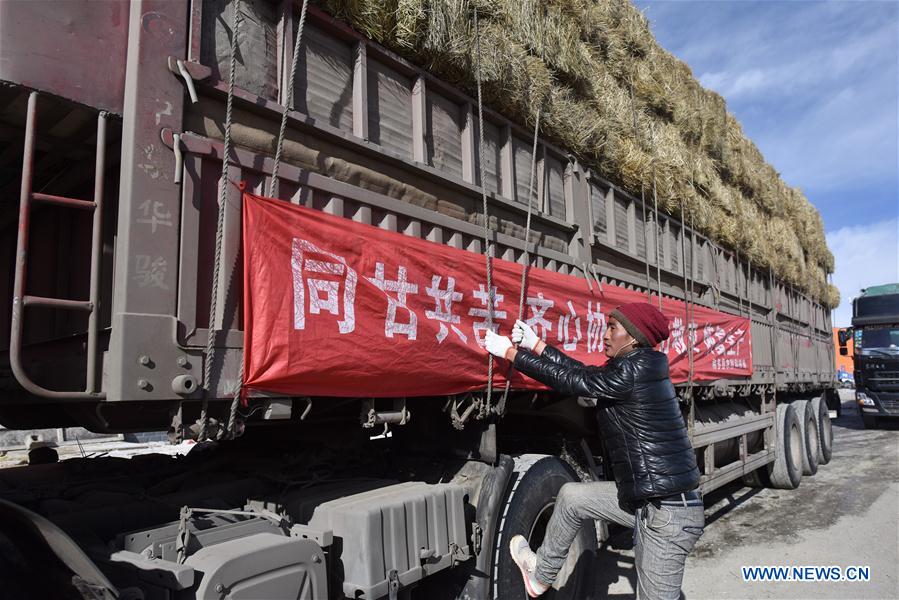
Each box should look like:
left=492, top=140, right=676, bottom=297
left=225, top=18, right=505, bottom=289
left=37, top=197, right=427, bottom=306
left=10, top=91, right=107, bottom=399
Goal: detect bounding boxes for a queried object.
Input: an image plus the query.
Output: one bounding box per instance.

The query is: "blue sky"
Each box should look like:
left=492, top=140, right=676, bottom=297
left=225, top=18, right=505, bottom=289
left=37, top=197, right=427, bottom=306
left=634, top=0, right=899, bottom=326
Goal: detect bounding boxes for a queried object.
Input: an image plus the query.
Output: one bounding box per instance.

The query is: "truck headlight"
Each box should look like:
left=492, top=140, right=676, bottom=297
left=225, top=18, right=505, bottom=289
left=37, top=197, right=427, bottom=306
left=856, top=392, right=875, bottom=406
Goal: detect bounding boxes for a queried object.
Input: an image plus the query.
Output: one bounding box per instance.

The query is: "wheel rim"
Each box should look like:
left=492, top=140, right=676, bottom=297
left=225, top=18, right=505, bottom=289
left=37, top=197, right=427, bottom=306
left=527, top=501, right=583, bottom=599
left=528, top=501, right=555, bottom=545
left=527, top=502, right=556, bottom=597
left=789, top=422, right=802, bottom=468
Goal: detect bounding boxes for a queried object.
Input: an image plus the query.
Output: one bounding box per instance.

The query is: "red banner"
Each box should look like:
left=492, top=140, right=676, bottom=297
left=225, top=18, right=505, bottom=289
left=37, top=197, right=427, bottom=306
left=242, top=192, right=752, bottom=397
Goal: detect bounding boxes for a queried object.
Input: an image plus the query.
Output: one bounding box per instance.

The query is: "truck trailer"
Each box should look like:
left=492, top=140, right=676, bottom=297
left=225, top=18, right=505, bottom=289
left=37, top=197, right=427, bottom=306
left=0, top=1, right=838, bottom=599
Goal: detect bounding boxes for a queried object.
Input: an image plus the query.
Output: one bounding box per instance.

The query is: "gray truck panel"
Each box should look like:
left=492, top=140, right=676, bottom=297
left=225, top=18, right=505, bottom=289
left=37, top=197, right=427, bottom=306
left=308, top=481, right=469, bottom=599
left=187, top=533, right=326, bottom=600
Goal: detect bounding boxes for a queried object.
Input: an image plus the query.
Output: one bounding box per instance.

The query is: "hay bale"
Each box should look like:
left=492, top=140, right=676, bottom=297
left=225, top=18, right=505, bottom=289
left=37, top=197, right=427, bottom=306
left=316, top=0, right=835, bottom=306
left=823, top=284, right=841, bottom=309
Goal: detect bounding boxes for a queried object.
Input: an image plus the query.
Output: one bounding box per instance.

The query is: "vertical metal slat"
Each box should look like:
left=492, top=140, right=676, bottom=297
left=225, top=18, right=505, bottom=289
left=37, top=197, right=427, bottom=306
left=86, top=111, right=108, bottom=393
left=9, top=92, right=39, bottom=396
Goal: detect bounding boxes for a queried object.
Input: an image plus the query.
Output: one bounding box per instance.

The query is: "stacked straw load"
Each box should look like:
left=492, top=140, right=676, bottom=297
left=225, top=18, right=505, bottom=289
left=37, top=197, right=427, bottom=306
left=318, top=0, right=839, bottom=308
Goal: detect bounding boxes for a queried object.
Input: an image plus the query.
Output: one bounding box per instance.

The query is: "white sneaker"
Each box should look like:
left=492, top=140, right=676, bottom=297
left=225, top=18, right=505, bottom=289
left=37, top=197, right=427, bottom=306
left=509, top=535, right=549, bottom=598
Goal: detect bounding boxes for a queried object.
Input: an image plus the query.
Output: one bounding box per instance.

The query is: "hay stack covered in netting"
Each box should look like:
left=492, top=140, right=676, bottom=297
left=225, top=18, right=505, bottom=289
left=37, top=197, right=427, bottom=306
left=318, top=0, right=839, bottom=307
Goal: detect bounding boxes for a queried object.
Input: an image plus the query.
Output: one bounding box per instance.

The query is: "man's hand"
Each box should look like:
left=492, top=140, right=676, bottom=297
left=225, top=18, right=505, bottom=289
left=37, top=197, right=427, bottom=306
left=511, top=319, right=540, bottom=351
left=485, top=330, right=515, bottom=361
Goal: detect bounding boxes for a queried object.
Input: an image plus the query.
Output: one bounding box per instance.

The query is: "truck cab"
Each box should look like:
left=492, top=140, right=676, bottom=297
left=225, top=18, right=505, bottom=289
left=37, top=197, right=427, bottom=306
left=838, top=284, right=899, bottom=428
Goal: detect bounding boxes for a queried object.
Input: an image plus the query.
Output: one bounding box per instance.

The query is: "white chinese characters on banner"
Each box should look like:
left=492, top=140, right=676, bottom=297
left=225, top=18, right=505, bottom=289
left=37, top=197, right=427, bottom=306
left=687, top=322, right=750, bottom=370
left=726, top=328, right=746, bottom=356
left=702, top=324, right=716, bottom=351
left=700, top=323, right=728, bottom=356
left=658, top=318, right=750, bottom=370
left=712, top=357, right=749, bottom=370
left=525, top=293, right=554, bottom=340
left=557, top=300, right=583, bottom=351
left=291, top=238, right=357, bottom=333
left=288, top=244, right=749, bottom=370
left=670, top=317, right=688, bottom=355
left=365, top=263, right=419, bottom=340
left=469, top=284, right=507, bottom=347
left=687, top=321, right=700, bottom=354
left=425, top=276, right=468, bottom=344
left=586, top=301, right=607, bottom=354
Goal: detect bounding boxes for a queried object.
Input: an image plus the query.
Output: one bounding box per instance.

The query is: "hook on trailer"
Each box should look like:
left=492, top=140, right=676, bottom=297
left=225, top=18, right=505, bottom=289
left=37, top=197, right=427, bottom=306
left=448, top=393, right=481, bottom=430
left=299, top=397, right=313, bottom=420
left=580, top=262, right=594, bottom=292
left=176, top=59, right=199, bottom=104
left=172, top=133, right=183, bottom=184
left=175, top=58, right=199, bottom=104
left=590, top=264, right=604, bottom=292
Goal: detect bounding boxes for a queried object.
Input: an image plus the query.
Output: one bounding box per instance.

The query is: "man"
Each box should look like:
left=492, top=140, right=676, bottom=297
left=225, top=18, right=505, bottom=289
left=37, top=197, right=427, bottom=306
left=484, top=302, right=703, bottom=599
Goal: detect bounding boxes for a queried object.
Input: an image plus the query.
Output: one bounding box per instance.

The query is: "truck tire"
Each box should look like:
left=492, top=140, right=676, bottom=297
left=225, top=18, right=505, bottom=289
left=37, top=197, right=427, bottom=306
left=810, top=396, right=833, bottom=465
left=826, top=388, right=842, bottom=418
left=795, top=400, right=819, bottom=476
left=768, top=403, right=802, bottom=490
left=493, top=455, right=596, bottom=600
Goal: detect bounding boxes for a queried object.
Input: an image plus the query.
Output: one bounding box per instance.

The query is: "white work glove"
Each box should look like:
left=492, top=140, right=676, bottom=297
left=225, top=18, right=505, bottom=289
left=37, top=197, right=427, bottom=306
left=484, top=330, right=513, bottom=360
left=511, top=319, right=540, bottom=351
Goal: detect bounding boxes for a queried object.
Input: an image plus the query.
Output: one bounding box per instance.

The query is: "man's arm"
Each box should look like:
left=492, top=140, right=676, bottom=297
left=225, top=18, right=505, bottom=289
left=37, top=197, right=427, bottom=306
left=539, top=344, right=587, bottom=369
left=511, top=320, right=585, bottom=369
left=513, top=350, right=633, bottom=401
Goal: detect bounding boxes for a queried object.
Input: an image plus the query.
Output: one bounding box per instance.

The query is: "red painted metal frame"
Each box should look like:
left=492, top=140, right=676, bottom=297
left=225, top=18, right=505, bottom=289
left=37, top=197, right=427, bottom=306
left=9, top=92, right=107, bottom=400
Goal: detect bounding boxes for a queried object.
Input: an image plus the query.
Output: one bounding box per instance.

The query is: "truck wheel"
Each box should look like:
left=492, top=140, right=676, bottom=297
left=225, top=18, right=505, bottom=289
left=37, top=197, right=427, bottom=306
left=862, top=415, right=877, bottom=429
left=493, top=455, right=596, bottom=600
left=795, top=400, right=819, bottom=476
left=827, top=388, right=842, bottom=418
left=769, top=403, right=802, bottom=490
left=811, top=396, right=833, bottom=465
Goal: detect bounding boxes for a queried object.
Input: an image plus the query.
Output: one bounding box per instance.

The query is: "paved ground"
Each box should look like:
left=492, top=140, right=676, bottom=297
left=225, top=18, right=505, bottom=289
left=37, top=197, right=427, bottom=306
left=594, top=390, right=899, bottom=599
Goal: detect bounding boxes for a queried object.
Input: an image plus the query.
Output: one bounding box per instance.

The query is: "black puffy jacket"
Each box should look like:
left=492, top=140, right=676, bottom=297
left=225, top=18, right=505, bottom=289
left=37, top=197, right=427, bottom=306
left=514, top=345, right=700, bottom=507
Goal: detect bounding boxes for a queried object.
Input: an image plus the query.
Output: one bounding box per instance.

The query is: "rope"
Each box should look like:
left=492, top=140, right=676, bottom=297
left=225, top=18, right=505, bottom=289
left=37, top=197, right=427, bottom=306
left=680, top=198, right=696, bottom=398
left=474, top=9, right=494, bottom=417
left=689, top=213, right=696, bottom=392
left=711, top=244, right=721, bottom=308
left=790, top=283, right=799, bottom=378
left=223, top=361, right=243, bottom=439
left=628, top=78, right=652, bottom=301
left=219, top=0, right=310, bottom=440
left=649, top=123, right=662, bottom=309
left=200, top=0, right=240, bottom=442
left=269, top=0, right=309, bottom=197
left=516, top=103, right=541, bottom=320
left=747, top=256, right=753, bottom=320
left=497, top=9, right=546, bottom=416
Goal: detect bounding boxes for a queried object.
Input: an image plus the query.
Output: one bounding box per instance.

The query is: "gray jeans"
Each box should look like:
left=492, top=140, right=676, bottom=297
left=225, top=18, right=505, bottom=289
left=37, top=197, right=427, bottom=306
left=535, top=481, right=705, bottom=599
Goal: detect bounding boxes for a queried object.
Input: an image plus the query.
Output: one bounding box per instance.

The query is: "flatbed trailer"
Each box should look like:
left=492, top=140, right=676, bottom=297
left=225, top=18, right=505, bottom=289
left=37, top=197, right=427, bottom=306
left=0, top=2, right=837, bottom=599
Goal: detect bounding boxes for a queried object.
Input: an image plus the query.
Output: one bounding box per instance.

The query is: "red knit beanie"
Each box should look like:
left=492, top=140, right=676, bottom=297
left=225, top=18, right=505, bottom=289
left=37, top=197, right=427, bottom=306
left=609, top=303, right=670, bottom=348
